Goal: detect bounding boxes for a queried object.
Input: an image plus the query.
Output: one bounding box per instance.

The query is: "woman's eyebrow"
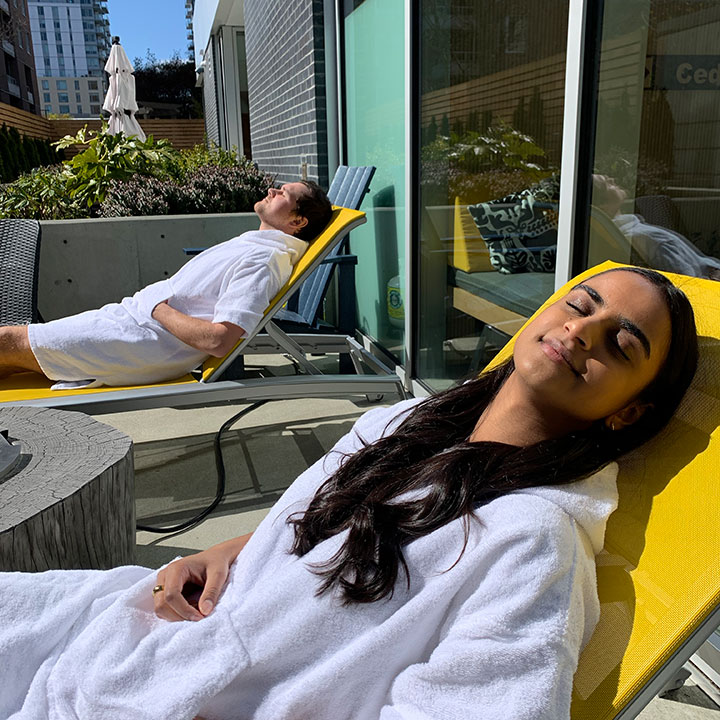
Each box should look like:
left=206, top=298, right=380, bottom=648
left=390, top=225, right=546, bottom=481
left=574, top=284, right=652, bottom=358
left=574, top=283, right=603, bottom=304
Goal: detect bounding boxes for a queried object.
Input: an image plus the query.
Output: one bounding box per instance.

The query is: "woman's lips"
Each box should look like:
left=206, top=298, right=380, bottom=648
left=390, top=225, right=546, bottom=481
left=540, top=338, right=580, bottom=376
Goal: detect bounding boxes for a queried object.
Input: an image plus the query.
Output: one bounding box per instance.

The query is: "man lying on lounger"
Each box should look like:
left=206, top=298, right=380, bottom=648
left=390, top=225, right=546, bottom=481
left=0, top=181, right=332, bottom=388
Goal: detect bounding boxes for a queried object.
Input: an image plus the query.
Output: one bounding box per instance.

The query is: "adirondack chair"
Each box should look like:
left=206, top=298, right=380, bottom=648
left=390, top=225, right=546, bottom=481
left=275, top=165, right=375, bottom=335
left=184, top=166, right=376, bottom=376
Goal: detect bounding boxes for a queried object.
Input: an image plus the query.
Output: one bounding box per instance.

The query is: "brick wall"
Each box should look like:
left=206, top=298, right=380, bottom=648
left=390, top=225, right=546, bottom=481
left=244, top=0, right=329, bottom=188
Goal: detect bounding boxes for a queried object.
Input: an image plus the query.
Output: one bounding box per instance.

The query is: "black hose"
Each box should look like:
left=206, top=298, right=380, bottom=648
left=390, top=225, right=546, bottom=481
left=136, top=400, right=268, bottom=534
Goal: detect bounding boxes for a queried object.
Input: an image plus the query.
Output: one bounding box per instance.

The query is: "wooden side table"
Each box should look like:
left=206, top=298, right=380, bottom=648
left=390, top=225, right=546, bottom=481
left=0, top=406, right=134, bottom=572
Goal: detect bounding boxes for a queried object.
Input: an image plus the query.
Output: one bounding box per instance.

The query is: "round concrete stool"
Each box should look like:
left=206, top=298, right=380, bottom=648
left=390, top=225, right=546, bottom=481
left=0, top=406, right=134, bottom=572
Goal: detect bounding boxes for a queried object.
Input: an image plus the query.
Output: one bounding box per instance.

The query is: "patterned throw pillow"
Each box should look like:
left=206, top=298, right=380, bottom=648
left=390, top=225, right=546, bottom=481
left=467, top=191, right=558, bottom=274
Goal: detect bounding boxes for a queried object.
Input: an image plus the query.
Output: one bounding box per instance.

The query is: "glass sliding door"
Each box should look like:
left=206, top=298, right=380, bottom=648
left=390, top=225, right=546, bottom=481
left=585, top=3, right=720, bottom=688
left=586, top=0, right=720, bottom=280
left=342, top=0, right=406, bottom=362
left=416, top=0, right=570, bottom=390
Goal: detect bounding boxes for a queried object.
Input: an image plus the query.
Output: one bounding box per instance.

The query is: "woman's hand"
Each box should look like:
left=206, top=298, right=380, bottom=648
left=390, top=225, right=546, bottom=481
left=153, top=533, right=252, bottom=622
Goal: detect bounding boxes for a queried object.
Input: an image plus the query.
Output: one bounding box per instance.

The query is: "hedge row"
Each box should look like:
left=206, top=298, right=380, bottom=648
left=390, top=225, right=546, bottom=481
left=0, top=124, right=63, bottom=182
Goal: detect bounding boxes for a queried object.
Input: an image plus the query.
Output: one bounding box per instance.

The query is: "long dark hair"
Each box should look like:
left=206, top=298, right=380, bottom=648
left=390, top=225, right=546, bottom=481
left=288, top=267, right=698, bottom=604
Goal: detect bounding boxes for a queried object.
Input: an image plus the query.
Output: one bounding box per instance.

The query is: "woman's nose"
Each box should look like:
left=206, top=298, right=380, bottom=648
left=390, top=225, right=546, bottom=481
left=564, top=316, right=597, bottom=349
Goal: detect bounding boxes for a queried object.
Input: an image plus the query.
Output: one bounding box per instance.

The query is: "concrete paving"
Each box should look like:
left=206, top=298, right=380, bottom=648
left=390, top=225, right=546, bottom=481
left=95, top=365, right=718, bottom=720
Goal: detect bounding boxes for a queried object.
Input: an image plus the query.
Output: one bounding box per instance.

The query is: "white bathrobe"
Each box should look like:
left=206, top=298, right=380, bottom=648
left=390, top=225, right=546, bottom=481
left=0, top=399, right=618, bottom=720
left=27, top=229, right=308, bottom=387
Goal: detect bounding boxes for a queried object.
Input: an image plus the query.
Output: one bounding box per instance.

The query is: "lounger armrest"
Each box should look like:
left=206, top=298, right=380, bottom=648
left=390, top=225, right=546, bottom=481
left=320, top=254, right=358, bottom=266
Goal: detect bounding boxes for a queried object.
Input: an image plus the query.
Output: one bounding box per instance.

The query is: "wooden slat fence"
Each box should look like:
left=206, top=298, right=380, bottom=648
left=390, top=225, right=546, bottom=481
left=0, top=102, right=205, bottom=157
left=421, top=52, right=568, bottom=164
left=0, top=103, right=52, bottom=139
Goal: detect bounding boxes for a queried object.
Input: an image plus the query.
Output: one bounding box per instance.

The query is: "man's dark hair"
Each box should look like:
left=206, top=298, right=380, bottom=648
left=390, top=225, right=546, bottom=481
left=295, top=180, right=333, bottom=242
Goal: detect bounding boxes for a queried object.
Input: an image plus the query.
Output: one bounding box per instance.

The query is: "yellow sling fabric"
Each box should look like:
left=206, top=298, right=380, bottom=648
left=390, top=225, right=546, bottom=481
left=488, top=261, right=720, bottom=719
left=0, top=371, right=195, bottom=404
left=450, top=197, right=493, bottom=273
left=0, top=206, right=364, bottom=404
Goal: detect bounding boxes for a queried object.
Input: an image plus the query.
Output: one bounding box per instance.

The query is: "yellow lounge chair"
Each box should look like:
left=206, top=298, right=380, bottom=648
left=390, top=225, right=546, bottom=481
left=489, top=260, right=720, bottom=719
left=0, top=207, right=405, bottom=413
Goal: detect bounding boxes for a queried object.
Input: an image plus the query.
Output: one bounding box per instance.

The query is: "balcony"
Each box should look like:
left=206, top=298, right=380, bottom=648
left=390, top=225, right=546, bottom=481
left=2, top=38, right=15, bottom=57
left=7, top=76, right=21, bottom=97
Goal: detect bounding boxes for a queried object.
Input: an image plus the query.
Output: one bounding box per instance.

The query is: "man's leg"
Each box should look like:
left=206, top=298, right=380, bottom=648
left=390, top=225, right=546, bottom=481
left=0, top=326, right=44, bottom=378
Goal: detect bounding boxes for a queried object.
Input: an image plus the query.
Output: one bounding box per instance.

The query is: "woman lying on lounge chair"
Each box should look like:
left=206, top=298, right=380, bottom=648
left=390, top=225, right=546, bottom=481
left=0, top=266, right=698, bottom=720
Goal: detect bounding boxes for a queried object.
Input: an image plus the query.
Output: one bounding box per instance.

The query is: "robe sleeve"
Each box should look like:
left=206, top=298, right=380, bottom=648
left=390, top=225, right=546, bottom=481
left=211, top=253, right=286, bottom=332
left=378, top=498, right=595, bottom=720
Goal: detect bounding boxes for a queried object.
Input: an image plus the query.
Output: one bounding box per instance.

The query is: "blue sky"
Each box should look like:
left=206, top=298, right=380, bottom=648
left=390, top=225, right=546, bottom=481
left=106, top=0, right=191, bottom=66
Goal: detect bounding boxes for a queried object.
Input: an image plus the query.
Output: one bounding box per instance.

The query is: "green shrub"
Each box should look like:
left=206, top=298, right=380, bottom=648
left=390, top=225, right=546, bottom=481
left=22, top=136, right=42, bottom=170
left=177, top=142, right=241, bottom=174
left=99, top=162, right=273, bottom=217
left=0, top=125, right=19, bottom=181
left=0, top=127, right=271, bottom=220
left=53, top=124, right=181, bottom=209
left=421, top=122, right=551, bottom=203
left=0, top=165, right=84, bottom=220
left=0, top=124, right=63, bottom=183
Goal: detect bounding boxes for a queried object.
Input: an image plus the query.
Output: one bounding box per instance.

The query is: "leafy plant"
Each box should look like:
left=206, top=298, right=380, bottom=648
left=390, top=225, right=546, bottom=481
left=53, top=123, right=181, bottom=208
left=0, top=165, right=83, bottom=220
left=0, top=125, right=271, bottom=220
left=421, top=122, right=553, bottom=203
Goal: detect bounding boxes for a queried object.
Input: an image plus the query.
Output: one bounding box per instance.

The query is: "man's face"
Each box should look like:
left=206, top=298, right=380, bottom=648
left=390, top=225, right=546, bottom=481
left=255, top=182, right=310, bottom=236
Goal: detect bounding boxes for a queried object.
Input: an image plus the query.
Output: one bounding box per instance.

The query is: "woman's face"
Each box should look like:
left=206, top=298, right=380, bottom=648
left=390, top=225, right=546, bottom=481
left=512, top=270, right=672, bottom=426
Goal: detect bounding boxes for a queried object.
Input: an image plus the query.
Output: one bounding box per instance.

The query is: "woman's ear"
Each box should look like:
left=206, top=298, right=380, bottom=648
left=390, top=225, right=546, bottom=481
left=605, top=400, right=653, bottom=431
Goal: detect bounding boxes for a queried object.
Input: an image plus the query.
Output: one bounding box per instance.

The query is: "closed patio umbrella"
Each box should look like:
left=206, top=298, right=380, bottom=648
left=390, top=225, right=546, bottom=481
left=102, top=37, right=146, bottom=141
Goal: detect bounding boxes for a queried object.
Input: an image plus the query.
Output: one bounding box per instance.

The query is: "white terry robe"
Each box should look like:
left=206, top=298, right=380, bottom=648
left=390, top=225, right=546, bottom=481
left=27, top=229, right=307, bottom=387
left=0, top=398, right=618, bottom=720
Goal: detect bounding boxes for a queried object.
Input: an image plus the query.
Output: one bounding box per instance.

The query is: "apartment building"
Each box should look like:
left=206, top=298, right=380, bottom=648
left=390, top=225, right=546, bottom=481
left=0, top=0, right=40, bottom=113
left=186, top=0, right=194, bottom=61
left=28, top=0, right=111, bottom=117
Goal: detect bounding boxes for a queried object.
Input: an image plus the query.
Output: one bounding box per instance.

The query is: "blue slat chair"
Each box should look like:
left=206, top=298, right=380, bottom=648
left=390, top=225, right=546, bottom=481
left=184, top=166, right=374, bottom=343
left=277, top=165, right=375, bottom=334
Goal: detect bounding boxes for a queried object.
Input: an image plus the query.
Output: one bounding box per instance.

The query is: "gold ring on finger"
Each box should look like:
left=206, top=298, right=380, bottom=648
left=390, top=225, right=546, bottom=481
left=152, top=584, right=165, bottom=596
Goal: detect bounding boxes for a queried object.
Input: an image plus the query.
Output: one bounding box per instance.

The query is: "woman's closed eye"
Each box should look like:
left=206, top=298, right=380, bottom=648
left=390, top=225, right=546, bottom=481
left=565, top=299, right=589, bottom=315
left=607, top=330, right=631, bottom=361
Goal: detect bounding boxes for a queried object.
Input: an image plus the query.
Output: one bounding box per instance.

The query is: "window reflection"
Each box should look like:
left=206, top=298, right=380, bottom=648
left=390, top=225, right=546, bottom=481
left=589, top=0, right=720, bottom=282
left=418, top=0, right=569, bottom=390
left=592, top=175, right=720, bottom=280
